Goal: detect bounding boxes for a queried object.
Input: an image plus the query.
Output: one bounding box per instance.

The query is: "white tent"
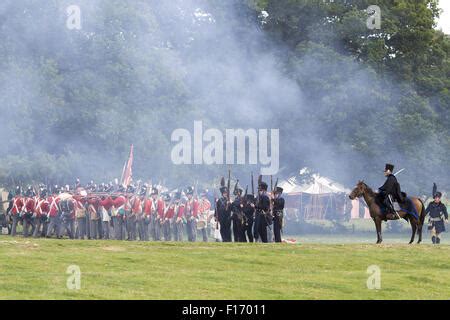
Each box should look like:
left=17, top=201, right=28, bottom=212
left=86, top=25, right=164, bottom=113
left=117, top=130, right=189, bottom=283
left=279, top=174, right=350, bottom=195
left=279, top=171, right=352, bottom=220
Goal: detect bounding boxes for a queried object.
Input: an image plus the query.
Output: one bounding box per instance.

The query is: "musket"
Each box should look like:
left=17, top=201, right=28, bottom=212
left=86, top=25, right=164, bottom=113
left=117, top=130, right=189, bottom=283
left=226, top=169, right=231, bottom=209
left=251, top=172, right=254, bottom=196
left=213, top=185, right=219, bottom=230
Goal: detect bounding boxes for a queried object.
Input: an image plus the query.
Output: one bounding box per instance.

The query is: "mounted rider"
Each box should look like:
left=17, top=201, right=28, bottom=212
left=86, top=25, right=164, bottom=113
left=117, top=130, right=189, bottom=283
left=378, top=163, right=404, bottom=218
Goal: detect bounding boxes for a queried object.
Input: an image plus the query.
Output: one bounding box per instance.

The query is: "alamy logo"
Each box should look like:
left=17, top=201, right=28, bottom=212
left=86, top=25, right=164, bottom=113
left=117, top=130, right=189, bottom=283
left=66, top=265, right=81, bottom=290
left=66, top=5, right=82, bottom=30
left=171, top=121, right=279, bottom=175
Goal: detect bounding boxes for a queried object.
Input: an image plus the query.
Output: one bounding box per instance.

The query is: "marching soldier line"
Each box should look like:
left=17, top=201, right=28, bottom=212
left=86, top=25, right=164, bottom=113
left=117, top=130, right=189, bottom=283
left=0, top=176, right=285, bottom=243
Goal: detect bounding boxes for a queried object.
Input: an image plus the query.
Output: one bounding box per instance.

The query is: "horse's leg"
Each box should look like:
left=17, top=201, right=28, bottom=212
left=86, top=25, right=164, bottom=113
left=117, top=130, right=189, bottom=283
left=374, top=217, right=382, bottom=244
left=417, top=216, right=423, bottom=244
left=417, top=200, right=425, bottom=244
left=409, top=218, right=417, bottom=244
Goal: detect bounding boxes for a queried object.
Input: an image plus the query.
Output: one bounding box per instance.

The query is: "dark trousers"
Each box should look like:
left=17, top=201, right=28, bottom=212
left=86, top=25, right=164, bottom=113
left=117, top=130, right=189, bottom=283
left=186, top=219, right=196, bottom=242
left=61, top=219, right=75, bottom=239
left=46, top=216, right=61, bottom=238
left=97, top=220, right=103, bottom=239
left=85, top=215, right=91, bottom=239
left=154, top=218, right=162, bottom=240
left=174, top=222, right=183, bottom=241
left=102, top=221, right=110, bottom=239
left=11, top=215, right=20, bottom=236
left=201, top=228, right=208, bottom=242
left=244, top=217, right=254, bottom=242
left=127, top=215, right=136, bottom=240
left=113, top=216, right=125, bottom=240
left=254, top=213, right=268, bottom=243
left=32, top=217, right=47, bottom=238
left=163, top=221, right=171, bottom=241
left=137, top=218, right=147, bottom=241
left=219, top=218, right=232, bottom=242
left=76, top=217, right=86, bottom=239
left=232, top=216, right=245, bottom=242
left=89, top=219, right=99, bottom=239
left=23, top=214, right=33, bottom=237
left=273, top=216, right=282, bottom=243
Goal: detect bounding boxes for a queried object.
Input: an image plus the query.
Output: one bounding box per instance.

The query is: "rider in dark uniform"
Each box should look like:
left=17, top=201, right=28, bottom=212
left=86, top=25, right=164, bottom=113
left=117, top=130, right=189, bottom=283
left=425, top=192, right=448, bottom=244
left=272, top=187, right=285, bottom=243
left=378, top=163, right=404, bottom=218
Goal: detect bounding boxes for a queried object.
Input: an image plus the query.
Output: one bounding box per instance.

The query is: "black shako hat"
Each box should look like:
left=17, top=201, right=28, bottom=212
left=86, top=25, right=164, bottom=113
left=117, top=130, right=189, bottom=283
left=245, top=194, right=255, bottom=201
left=219, top=187, right=228, bottom=194
left=258, top=182, right=268, bottom=191
left=275, top=186, right=283, bottom=194
left=185, top=186, right=194, bottom=195
left=385, top=163, right=394, bottom=172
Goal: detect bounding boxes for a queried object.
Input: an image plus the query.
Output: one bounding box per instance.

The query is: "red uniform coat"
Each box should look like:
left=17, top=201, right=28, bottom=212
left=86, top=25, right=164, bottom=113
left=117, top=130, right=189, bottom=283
left=176, top=203, right=185, bottom=219
left=34, top=198, right=49, bottom=217
left=48, top=196, right=60, bottom=217
left=157, top=199, right=165, bottom=219
left=144, top=199, right=153, bottom=216
left=11, top=196, right=24, bottom=215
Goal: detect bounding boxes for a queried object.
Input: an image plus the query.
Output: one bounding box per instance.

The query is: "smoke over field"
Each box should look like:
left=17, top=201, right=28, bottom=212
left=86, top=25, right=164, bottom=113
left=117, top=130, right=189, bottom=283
left=0, top=0, right=448, bottom=193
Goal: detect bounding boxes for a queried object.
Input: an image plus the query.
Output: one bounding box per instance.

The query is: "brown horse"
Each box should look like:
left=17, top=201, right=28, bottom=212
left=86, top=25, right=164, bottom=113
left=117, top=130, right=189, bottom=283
left=349, top=181, right=426, bottom=244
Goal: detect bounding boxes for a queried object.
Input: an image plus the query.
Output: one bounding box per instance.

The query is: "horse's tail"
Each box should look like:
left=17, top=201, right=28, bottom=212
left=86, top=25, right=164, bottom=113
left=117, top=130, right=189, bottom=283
left=417, top=198, right=426, bottom=228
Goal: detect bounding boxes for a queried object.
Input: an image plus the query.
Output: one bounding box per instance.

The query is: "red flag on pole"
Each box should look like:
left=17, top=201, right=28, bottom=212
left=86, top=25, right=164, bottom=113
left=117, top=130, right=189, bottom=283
left=121, top=144, right=134, bottom=187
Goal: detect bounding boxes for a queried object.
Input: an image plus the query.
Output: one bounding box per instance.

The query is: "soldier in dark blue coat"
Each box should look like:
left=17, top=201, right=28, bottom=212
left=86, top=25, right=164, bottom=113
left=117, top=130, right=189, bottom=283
left=425, top=192, right=448, bottom=244
left=242, top=194, right=255, bottom=242
left=272, top=187, right=285, bottom=243
left=216, top=186, right=232, bottom=242
left=230, top=187, right=245, bottom=242
left=254, top=181, right=270, bottom=243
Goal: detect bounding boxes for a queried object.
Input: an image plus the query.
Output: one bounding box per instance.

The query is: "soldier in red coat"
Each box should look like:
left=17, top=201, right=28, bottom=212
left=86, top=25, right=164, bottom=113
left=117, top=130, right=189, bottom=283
left=185, top=186, right=199, bottom=242
left=128, top=193, right=141, bottom=241
left=144, top=189, right=154, bottom=240
left=46, top=190, right=61, bottom=238
left=99, top=196, right=113, bottom=239
left=22, top=187, right=36, bottom=237
left=155, top=191, right=165, bottom=241
left=162, top=193, right=174, bottom=241
left=32, top=189, right=49, bottom=238
left=112, top=195, right=126, bottom=240
left=10, top=187, right=24, bottom=237
left=136, top=186, right=147, bottom=241
left=173, top=192, right=185, bottom=241
left=199, top=190, right=211, bottom=242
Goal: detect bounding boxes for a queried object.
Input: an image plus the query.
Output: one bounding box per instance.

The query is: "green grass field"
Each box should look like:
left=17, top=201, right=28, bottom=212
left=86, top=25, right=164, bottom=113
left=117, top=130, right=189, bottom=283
left=0, top=235, right=449, bottom=300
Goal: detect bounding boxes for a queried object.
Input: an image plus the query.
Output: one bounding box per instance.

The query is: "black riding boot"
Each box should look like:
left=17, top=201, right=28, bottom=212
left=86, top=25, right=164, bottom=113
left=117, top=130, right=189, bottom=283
left=436, top=237, right=440, bottom=244
left=432, top=236, right=436, bottom=244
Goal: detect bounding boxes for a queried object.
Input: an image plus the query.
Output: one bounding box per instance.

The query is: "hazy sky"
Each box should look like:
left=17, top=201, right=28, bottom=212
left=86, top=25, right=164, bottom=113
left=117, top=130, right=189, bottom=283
left=438, top=1, right=450, bottom=34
